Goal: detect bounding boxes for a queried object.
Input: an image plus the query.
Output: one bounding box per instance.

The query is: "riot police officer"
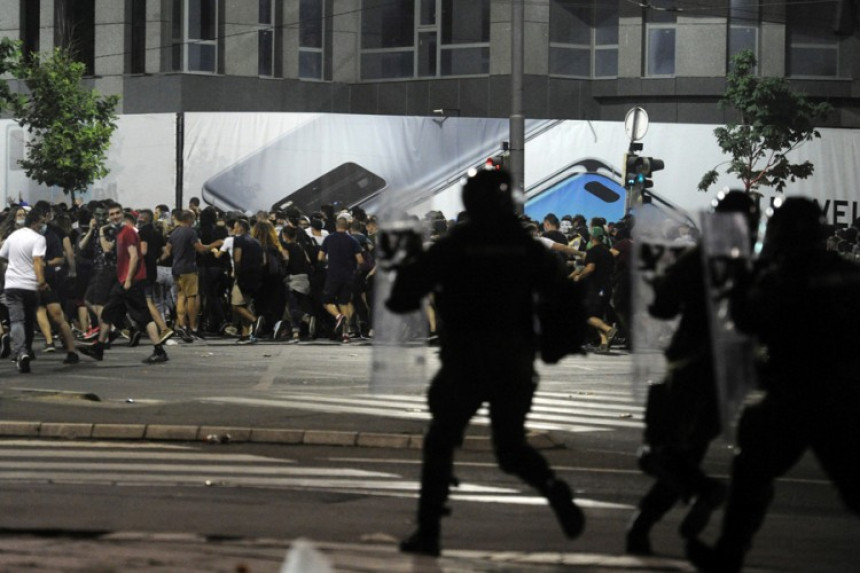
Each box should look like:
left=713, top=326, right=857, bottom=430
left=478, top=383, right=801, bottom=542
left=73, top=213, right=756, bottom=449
left=688, top=197, right=860, bottom=572
left=387, top=168, right=585, bottom=557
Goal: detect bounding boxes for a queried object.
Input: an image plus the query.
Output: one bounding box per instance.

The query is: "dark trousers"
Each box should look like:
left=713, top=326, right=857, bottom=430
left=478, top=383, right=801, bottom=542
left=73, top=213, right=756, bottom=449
left=416, top=336, right=556, bottom=530
left=198, top=266, right=227, bottom=330
left=714, top=383, right=860, bottom=565
left=6, top=288, right=38, bottom=358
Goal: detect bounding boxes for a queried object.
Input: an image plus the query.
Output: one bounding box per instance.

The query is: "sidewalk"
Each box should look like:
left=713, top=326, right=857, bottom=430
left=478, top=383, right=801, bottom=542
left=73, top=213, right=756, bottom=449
left=0, top=531, right=699, bottom=572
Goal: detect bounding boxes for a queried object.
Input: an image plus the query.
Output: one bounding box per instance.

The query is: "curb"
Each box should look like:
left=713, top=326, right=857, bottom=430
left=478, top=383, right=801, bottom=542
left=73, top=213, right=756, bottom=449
left=0, top=421, right=562, bottom=451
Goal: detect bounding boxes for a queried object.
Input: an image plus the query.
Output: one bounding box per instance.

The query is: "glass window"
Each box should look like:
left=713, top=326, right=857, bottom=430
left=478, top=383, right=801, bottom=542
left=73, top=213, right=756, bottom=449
left=361, top=0, right=490, bottom=80
left=788, top=1, right=838, bottom=77
left=20, top=0, right=40, bottom=61
left=441, top=0, right=489, bottom=45
left=441, top=46, right=488, bottom=76
left=729, top=0, right=758, bottom=61
left=172, top=0, right=218, bottom=73
left=362, top=0, right=414, bottom=49
left=549, top=1, right=618, bottom=79
left=300, top=0, right=324, bottom=79
left=259, top=0, right=276, bottom=77
left=361, top=51, right=414, bottom=80
left=647, top=27, right=676, bottom=76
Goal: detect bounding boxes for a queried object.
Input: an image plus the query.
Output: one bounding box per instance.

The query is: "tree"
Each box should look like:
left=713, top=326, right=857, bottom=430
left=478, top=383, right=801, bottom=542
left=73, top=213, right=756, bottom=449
left=698, top=50, right=832, bottom=194
left=10, top=47, right=120, bottom=203
left=0, top=38, right=22, bottom=110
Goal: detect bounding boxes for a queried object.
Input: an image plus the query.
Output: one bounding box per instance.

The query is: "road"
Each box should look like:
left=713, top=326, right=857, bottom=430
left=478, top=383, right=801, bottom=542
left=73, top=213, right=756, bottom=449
left=0, top=339, right=858, bottom=571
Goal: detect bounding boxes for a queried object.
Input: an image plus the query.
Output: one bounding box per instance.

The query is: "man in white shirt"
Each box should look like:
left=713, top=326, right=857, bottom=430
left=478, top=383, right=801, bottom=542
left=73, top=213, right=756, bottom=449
left=0, top=209, right=48, bottom=372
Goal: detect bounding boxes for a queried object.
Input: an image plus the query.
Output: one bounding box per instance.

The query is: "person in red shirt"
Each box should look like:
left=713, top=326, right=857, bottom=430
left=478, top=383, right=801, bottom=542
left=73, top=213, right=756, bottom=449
left=78, top=203, right=169, bottom=364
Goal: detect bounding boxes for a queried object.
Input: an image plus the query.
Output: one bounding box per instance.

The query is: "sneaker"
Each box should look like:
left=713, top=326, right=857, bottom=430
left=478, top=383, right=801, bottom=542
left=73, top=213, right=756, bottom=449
left=289, top=330, right=301, bottom=344
left=191, top=330, right=204, bottom=340
left=142, top=352, right=169, bottom=364
left=178, top=326, right=194, bottom=343
left=43, top=341, right=57, bottom=353
left=127, top=329, right=142, bottom=348
left=78, top=342, right=104, bottom=361
left=83, top=326, right=100, bottom=341
left=546, top=479, right=585, bottom=539
left=236, top=335, right=258, bottom=345
left=399, top=529, right=440, bottom=557
left=0, top=333, right=10, bottom=359
left=605, top=325, right=618, bottom=345
left=16, top=353, right=31, bottom=373
left=107, top=328, right=121, bottom=344
left=62, top=352, right=80, bottom=365
left=253, top=316, right=264, bottom=338
left=223, top=324, right=238, bottom=337
left=120, top=328, right=132, bottom=340
left=342, top=333, right=350, bottom=344
left=308, top=316, right=317, bottom=339
left=334, top=314, right=345, bottom=336
left=272, top=320, right=285, bottom=340
left=157, top=328, right=175, bottom=345
left=593, top=343, right=611, bottom=355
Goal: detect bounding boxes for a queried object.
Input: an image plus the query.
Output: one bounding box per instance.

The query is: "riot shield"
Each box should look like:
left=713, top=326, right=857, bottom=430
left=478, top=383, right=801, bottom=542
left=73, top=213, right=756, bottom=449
left=699, top=212, right=757, bottom=441
left=630, top=200, right=698, bottom=403
left=370, top=218, right=430, bottom=394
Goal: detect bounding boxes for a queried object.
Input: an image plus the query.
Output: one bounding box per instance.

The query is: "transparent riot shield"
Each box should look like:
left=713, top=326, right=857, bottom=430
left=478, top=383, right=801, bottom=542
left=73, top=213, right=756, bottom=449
left=371, top=218, right=431, bottom=394
left=630, top=200, right=698, bottom=403
left=699, top=212, right=757, bottom=441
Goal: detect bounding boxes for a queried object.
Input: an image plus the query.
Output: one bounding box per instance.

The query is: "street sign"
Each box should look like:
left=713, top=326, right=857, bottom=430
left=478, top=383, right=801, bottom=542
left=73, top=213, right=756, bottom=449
left=624, top=107, right=649, bottom=142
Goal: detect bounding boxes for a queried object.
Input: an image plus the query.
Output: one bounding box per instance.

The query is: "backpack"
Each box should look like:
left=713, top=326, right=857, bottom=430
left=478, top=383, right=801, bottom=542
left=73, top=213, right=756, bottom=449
left=265, top=246, right=285, bottom=277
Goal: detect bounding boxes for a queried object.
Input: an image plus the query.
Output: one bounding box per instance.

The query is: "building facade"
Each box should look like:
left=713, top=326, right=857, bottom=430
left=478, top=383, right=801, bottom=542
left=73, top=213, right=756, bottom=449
left=1, top=0, right=858, bottom=126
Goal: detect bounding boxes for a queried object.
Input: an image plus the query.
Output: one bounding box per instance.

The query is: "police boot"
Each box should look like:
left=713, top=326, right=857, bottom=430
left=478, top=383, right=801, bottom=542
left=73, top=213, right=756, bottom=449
left=626, top=510, right=656, bottom=555
left=544, top=479, right=585, bottom=539
left=679, top=477, right=727, bottom=539
left=686, top=537, right=743, bottom=573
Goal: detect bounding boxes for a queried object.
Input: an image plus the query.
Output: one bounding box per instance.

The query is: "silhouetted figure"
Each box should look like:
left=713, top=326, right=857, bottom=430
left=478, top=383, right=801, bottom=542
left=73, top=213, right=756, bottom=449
left=628, top=192, right=759, bottom=555
left=688, top=197, right=860, bottom=572
left=387, top=169, right=585, bottom=557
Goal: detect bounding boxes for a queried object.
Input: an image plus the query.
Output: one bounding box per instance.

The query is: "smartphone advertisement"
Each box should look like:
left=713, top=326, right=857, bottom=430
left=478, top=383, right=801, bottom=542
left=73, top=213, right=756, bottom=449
left=1, top=113, right=857, bottom=228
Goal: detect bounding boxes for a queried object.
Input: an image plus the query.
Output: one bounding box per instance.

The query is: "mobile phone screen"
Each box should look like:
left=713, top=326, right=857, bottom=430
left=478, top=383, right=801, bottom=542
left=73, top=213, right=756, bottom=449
left=271, top=162, right=387, bottom=213
left=525, top=173, right=626, bottom=223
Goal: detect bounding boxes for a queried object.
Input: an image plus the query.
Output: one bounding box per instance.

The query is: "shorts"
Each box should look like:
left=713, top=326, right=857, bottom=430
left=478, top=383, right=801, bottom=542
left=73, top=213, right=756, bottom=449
left=37, top=278, right=62, bottom=306
left=101, top=281, right=151, bottom=328
left=174, top=272, right=199, bottom=298
left=322, top=276, right=354, bottom=306
left=231, top=283, right=253, bottom=307
left=85, top=269, right=117, bottom=306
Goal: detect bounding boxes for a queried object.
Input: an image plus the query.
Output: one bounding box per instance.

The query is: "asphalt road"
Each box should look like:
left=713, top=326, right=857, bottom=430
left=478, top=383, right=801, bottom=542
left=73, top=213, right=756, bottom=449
left=0, top=338, right=857, bottom=571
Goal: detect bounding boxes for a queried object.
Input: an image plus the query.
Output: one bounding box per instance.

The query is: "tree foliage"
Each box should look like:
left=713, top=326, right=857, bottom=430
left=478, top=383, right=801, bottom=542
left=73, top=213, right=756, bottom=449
left=10, top=47, right=119, bottom=200
left=698, top=50, right=833, bottom=194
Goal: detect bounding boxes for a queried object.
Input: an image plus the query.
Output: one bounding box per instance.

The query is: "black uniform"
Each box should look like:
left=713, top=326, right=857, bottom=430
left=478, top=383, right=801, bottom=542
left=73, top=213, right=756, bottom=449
left=689, top=198, right=860, bottom=572
left=388, top=206, right=584, bottom=556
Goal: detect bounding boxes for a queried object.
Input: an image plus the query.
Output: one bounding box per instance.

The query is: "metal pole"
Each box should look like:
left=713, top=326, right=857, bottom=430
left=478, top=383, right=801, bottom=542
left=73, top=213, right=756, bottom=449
left=175, top=112, right=184, bottom=210
left=510, top=0, right=525, bottom=213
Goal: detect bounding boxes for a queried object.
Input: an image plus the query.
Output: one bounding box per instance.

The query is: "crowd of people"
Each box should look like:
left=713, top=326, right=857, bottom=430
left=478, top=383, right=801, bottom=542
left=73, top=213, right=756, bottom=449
left=0, top=197, right=380, bottom=372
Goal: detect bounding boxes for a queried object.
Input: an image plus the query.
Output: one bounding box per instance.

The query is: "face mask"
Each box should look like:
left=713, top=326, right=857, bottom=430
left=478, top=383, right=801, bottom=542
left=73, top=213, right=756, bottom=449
left=15, top=218, right=25, bottom=227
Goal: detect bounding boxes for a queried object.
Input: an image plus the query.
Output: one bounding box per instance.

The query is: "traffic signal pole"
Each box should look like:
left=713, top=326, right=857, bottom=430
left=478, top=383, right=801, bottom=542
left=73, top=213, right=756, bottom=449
left=510, top=0, right=525, bottom=214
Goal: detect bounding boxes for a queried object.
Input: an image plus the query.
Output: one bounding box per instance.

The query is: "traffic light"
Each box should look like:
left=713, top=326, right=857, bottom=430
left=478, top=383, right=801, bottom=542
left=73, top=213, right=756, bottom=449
left=624, top=155, right=664, bottom=190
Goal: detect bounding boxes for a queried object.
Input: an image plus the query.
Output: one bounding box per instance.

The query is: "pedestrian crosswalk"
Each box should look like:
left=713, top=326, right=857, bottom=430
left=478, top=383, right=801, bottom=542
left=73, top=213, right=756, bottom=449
left=0, top=440, right=631, bottom=510
left=202, top=388, right=644, bottom=434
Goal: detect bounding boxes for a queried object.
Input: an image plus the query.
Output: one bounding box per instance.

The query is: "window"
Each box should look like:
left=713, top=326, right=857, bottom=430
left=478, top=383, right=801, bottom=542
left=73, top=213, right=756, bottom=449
left=55, top=0, right=96, bottom=76
left=788, top=0, right=839, bottom=78
left=172, top=0, right=218, bottom=73
left=258, top=0, right=275, bottom=77
left=19, top=0, right=39, bottom=62
left=299, top=0, right=324, bottom=79
left=131, top=0, right=147, bottom=74
left=361, top=0, right=489, bottom=80
left=549, top=1, right=618, bottom=78
left=645, top=2, right=676, bottom=77
left=729, top=0, right=758, bottom=64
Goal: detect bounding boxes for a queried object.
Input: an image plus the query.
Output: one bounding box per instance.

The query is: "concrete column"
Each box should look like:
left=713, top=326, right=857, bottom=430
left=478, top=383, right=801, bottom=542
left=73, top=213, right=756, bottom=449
left=223, top=0, right=258, bottom=76
left=0, top=0, right=20, bottom=42
left=490, top=0, right=511, bottom=76
left=331, top=0, right=359, bottom=83
left=281, top=0, right=300, bottom=79
left=39, top=0, right=54, bottom=55
left=147, top=0, right=170, bottom=74
left=618, top=14, right=642, bottom=78
left=95, top=0, right=126, bottom=77
left=676, top=16, right=725, bottom=77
